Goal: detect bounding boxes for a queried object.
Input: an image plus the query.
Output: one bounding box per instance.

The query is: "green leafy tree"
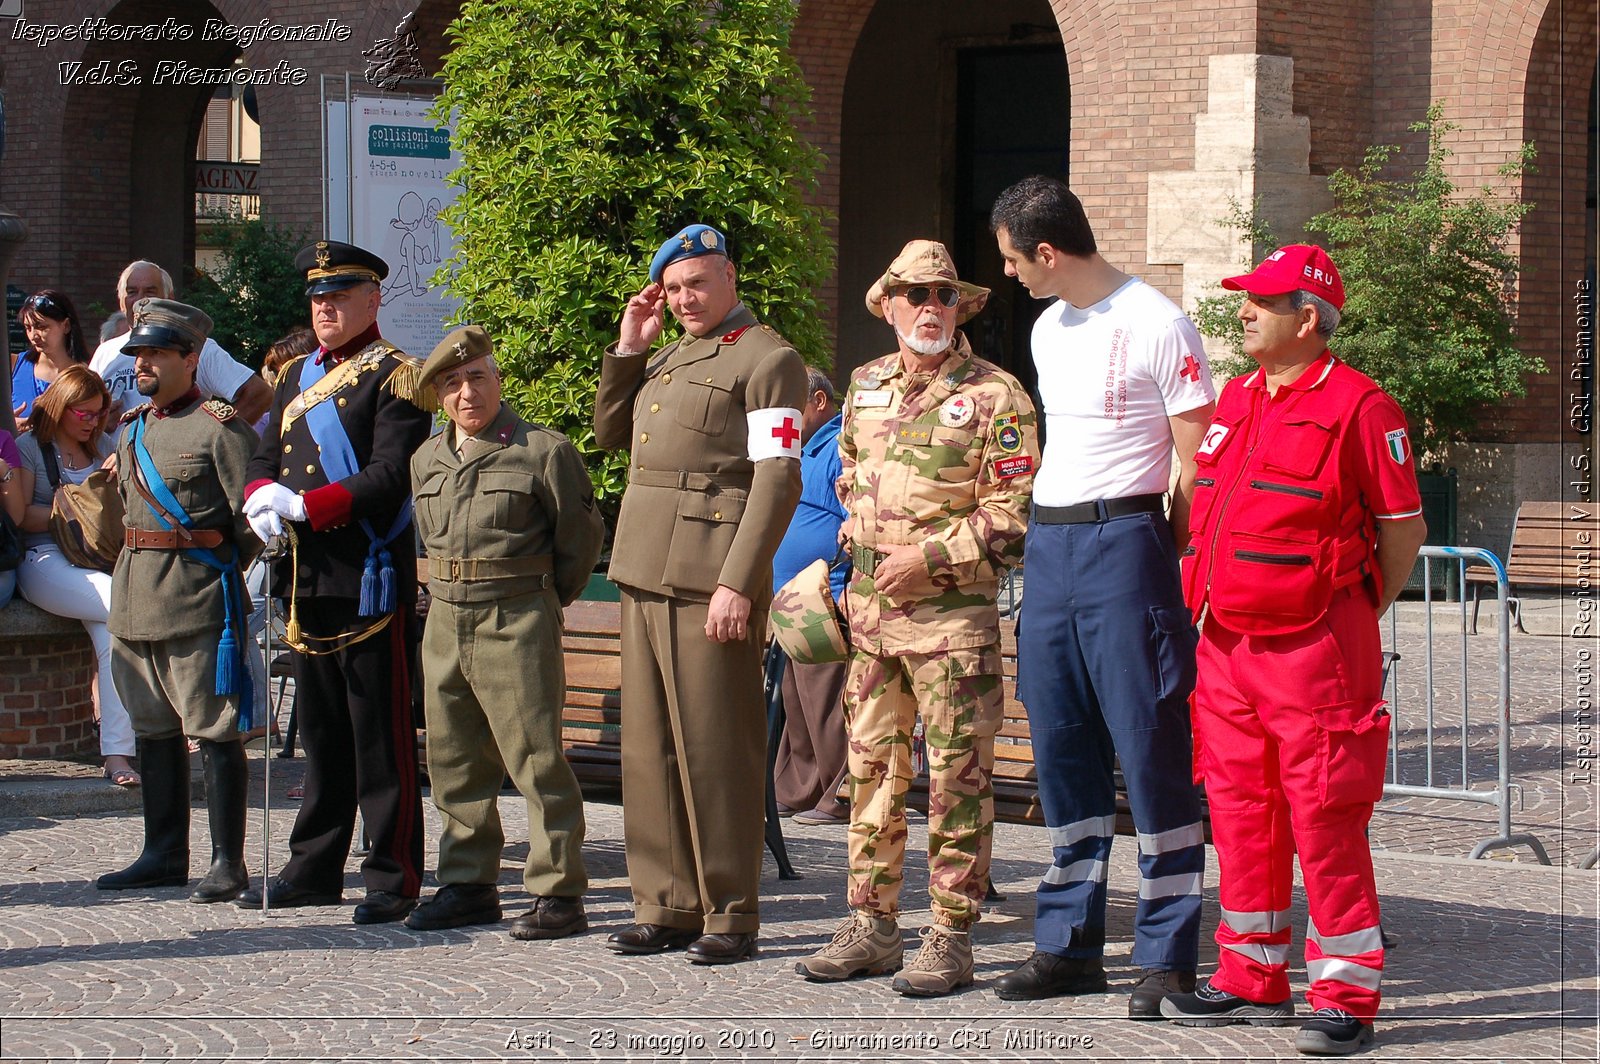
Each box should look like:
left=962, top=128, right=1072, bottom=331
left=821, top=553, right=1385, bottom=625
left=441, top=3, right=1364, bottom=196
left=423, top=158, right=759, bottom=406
left=185, top=218, right=309, bottom=370
left=1193, top=106, right=1542, bottom=462
left=436, top=0, right=834, bottom=512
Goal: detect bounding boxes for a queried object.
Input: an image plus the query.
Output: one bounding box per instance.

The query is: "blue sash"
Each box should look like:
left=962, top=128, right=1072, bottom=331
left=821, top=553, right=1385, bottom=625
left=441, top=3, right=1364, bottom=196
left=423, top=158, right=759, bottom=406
left=296, top=354, right=412, bottom=616
left=128, top=417, right=255, bottom=730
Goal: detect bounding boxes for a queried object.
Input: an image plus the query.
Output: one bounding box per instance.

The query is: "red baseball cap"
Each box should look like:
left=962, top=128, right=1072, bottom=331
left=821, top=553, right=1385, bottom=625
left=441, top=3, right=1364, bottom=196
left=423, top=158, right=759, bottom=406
left=1221, top=244, right=1346, bottom=310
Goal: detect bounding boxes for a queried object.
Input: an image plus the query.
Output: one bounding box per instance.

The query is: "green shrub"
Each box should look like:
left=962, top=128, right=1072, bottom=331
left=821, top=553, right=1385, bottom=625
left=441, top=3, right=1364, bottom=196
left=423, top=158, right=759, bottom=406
left=436, top=0, right=835, bottom=514
left=186, top=218, right=309, bottom=370
left=1192, top=106, right=1543, bottom=462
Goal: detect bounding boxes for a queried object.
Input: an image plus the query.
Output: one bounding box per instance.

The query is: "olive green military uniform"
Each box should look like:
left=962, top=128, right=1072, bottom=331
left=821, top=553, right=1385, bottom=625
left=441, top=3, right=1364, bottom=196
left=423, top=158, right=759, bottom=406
left=837, top=335, right=1038, bottom=928
left=110, top=396, right=260, bottom=741
left=412, top=402, right=604, bottom=897
left=593, top=303, right=805, bottom=935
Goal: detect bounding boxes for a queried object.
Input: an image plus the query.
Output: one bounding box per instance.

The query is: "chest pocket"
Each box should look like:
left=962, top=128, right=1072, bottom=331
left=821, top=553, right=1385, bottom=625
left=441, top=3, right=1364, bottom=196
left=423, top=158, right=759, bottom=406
left=674, top=372, right=737, bottom=436
left=163, top=458, right=213, bottom=514
left=1261, top=413, right=1337, bottom=481
left=477, top=468, right=538, bottom=530
left=414, top=472, right=448, bottom=539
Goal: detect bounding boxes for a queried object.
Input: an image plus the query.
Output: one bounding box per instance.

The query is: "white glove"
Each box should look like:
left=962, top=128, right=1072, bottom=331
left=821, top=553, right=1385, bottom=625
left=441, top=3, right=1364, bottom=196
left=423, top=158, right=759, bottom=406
left=248, top=508, right=284, bottom=543
left=245, top=482, right=309, bottom=523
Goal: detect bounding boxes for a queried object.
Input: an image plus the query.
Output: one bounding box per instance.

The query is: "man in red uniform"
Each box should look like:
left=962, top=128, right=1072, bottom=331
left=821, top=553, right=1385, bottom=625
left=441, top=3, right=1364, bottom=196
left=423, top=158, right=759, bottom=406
left=1160, top=246, right=1426, bottom=1056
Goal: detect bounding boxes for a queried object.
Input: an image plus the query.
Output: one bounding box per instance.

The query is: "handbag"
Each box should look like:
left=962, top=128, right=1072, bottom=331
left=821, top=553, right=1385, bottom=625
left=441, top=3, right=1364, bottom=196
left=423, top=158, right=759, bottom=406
left=40, top=442, right=124, bottom=574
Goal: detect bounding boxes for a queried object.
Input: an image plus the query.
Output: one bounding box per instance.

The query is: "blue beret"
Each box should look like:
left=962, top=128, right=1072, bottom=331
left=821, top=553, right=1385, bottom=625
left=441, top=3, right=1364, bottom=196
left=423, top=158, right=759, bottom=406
left=648, top=224, right=729, bottom=284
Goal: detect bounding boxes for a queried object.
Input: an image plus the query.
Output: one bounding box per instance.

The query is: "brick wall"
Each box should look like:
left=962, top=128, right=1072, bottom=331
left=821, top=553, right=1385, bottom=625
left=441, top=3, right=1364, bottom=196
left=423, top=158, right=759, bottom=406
left=0, top=605, right=97, bottom=760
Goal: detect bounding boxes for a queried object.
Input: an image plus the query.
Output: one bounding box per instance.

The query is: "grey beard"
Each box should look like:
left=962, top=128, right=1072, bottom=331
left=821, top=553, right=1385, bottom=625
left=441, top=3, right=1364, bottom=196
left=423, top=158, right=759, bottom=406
left=896, top=323, right=951, bottom=357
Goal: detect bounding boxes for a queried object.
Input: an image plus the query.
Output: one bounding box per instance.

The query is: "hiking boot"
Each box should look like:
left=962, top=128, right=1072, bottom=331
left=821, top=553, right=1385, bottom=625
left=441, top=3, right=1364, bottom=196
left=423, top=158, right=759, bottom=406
left=890, top=925, right=973, bottom=997
left=1295, top=1008, right=1376, bottom=1055
left=795, top=912, right=902, bottom=982
left=1160, top=979, right=1295, bottom=1027
left=1128, top=967, right=1196, bottom=1019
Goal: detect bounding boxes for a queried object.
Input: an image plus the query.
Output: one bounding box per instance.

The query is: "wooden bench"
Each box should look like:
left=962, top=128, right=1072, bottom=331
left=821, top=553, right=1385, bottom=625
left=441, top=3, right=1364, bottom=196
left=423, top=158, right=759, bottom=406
left=1466, top=501, right=1600, bottom=633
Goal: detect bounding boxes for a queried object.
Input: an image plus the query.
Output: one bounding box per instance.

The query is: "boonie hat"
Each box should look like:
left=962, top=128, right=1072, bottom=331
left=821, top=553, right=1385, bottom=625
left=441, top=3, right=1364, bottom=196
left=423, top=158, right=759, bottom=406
left=770, top=559, right=849, bottom=665
left=124, top=298, right=212, bottom=353
left=296, top=240, right=390, bottom=297
left=866, top=240, right=990, bottom=325
left=649, top=224, right=730, bottom=284
left=1221, top=244, right=1346, bottom=310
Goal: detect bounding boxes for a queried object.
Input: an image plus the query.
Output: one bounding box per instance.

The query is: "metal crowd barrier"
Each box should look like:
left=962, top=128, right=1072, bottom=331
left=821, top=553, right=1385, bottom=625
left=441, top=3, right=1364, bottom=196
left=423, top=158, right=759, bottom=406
left=1382, top=545, right=1550, bottom=863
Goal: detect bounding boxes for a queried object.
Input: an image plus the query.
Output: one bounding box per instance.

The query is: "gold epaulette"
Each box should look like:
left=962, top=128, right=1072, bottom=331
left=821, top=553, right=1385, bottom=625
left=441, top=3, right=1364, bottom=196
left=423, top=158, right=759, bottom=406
left=119, top=403, right=151, bottom=426
left=202, top=399, right=237, bottom=423
left=382, top=351, right=427, bottom=408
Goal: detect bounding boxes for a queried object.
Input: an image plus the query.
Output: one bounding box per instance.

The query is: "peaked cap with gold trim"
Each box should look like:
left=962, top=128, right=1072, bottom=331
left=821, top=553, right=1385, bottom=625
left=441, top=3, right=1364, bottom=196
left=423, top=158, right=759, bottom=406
left=295, top=240, right=389, bottom=296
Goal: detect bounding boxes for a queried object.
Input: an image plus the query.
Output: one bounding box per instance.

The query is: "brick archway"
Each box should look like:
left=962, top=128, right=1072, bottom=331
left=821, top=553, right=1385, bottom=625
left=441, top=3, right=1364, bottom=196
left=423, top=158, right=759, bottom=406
left=792, top=0, right=1124, bottom=363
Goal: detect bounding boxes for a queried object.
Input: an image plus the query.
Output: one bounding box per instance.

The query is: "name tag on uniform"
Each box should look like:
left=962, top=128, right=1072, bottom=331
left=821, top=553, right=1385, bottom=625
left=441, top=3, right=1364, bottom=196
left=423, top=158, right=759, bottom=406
left=854, top=389, right=893, bottom=408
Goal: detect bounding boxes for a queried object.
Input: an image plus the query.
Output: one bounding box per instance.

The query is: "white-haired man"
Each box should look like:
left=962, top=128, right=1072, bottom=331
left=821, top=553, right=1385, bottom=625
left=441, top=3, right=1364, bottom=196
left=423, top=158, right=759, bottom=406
left=91, top=260, right=272, bottom=424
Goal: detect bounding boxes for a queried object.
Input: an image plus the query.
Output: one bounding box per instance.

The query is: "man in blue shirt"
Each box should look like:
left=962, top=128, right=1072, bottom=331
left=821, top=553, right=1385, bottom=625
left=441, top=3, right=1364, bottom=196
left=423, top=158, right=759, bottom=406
left=771, top=367, right=851, bottom=824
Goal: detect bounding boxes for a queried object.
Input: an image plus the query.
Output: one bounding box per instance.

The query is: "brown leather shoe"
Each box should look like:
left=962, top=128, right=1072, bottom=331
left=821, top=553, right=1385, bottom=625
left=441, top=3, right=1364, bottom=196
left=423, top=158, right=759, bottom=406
left=685, top=931, right=757, bottom=965
left=605, top=923, right=702, bottom=955
left=510, top=896, right=587, bottom=940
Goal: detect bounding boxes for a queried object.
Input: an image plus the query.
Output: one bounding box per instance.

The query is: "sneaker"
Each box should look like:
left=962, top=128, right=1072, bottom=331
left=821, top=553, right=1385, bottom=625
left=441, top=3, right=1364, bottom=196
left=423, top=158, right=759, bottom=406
left=1128, top=967, right=1196, bottom=1019
left=891, top=925, right=973, bottom=997
left=1295, top=1008, right=1375, bottom=1055
left=796, top=912, right=902, bottom=981
left=1160, top=979, right=1295, bottom=1027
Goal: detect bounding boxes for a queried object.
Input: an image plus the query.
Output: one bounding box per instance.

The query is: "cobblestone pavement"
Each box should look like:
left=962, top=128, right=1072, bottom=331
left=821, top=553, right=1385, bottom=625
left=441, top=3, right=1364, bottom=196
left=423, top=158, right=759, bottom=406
left=1, top=590, right=1594, bottom=1061
left=1, top=770, right=1596, bottom=1062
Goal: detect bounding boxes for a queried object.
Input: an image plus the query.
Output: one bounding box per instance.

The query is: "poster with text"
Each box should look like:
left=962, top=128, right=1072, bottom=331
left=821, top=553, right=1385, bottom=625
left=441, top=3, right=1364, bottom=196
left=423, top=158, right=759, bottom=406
left=349, top=93, right=461, bottom=358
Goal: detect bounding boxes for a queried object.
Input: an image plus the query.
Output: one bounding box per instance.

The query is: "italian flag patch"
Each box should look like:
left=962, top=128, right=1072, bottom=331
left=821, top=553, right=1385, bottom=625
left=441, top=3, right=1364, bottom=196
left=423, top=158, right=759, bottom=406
left=1385, top=428, right=1410, bottom=464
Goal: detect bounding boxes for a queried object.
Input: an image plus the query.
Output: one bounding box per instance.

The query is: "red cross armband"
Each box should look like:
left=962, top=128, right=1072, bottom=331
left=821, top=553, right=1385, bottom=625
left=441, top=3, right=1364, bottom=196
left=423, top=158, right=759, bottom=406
left=747, top=406, right=805, bottom=460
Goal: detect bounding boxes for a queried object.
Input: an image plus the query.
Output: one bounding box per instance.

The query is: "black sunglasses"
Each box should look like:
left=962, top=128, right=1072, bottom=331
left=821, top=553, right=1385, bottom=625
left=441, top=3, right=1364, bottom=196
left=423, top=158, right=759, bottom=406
left=23, top=294, right=68, bottom=321
left=900, top=285, right=960, bottom=309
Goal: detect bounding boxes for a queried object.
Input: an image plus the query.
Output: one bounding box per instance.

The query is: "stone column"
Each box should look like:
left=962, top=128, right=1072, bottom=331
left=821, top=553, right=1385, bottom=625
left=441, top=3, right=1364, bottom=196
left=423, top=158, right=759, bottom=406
left=1146, top=54, right=1331, bottom=335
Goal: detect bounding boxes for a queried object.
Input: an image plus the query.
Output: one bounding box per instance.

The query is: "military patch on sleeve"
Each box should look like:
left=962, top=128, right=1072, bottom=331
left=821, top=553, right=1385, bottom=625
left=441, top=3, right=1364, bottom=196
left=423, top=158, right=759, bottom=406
left=202, top=399, right=237, bottom=422
left=993, top=411, right=1023, bottom=454
left=993, top=454, right=1034, bottom=479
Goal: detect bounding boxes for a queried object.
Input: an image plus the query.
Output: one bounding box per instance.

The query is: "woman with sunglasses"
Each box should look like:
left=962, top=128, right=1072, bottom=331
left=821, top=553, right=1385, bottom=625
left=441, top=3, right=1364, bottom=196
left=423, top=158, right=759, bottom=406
left=12, top=366, right=137, bottom=786
left=12, top=290, right=90, bottom=429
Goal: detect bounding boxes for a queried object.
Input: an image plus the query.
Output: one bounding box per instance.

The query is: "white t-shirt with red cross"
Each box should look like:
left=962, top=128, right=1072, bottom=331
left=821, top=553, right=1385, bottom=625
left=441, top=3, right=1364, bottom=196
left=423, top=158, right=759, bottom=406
left=1030, top=277, right=1216, bottom=506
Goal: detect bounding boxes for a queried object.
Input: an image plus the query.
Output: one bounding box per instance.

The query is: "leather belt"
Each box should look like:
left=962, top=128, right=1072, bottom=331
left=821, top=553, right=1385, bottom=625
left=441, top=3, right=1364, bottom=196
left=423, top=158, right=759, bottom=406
left=628, top=468, right=752, bottom=492
left=428, top=554, right=554, bottom=584
left=125, top=527, right=225, bottom=550
left=850, top=543, right=886, bottom=577
left=1033, top=493, right=1165, bottom=525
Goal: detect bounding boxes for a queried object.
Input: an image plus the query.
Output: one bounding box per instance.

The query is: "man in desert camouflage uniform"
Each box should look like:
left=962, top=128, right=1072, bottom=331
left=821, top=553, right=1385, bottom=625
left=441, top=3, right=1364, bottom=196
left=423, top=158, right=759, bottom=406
left=796, top=240, right=1038, bottom=997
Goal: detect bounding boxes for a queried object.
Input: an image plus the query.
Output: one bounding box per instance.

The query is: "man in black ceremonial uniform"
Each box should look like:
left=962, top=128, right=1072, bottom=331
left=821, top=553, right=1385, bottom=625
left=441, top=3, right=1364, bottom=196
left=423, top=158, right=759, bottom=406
left=238, top=240, right=431, bottom=925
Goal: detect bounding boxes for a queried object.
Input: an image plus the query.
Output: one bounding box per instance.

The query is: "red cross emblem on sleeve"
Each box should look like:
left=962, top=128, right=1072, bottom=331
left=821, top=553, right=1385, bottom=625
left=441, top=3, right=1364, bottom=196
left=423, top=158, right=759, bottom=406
left=772, top=417, right=801, bottom=448
left=1180, top=354, right=1202, bottom=383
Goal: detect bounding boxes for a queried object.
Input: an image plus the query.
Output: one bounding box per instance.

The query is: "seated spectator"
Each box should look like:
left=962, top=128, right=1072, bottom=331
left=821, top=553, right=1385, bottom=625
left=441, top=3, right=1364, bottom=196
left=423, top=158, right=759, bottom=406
left=90, top=260, right=272, bottom=425
left=13, top=367, right=136, bottom=786
left=12, top=290, right=90, bottom=430
left=0, top=428, right=23, bottom=609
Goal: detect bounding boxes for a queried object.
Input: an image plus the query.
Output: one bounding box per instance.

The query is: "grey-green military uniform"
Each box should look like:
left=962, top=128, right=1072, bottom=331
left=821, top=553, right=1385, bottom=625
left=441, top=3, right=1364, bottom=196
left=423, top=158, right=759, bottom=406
left=110, top=397, right=260, bottom=741
left=411, top=402, right=604, bottom=897
left=593, top=302, right=805, bottom=935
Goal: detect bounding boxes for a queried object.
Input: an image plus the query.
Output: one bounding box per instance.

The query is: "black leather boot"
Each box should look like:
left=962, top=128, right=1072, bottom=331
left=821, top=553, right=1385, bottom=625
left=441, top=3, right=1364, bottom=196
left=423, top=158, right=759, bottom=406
left=96, top=735, right=191, bottom=890
left=190, top=739, right=248, bottom=903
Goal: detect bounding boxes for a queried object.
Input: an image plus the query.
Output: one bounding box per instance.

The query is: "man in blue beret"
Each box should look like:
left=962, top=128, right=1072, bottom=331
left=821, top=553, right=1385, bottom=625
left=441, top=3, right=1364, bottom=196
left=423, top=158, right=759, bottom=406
left=594, top=223, right=807, bottom=963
